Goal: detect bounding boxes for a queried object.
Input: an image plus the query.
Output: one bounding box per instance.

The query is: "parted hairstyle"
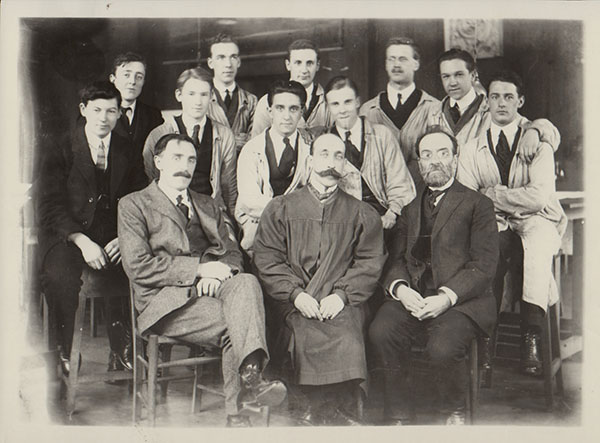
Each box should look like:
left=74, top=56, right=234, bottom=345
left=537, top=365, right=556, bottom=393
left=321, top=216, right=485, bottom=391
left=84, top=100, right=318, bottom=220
left=154, top=133, right=196, bottom=157
left=267, top=79, right=307, bottom=107
left=287, top=39, right=320, bottom=60
left=176, top=67, right=213, bottom=91
left=208, top=33, right=240, bottom=54
left=385, top=36, right=421, bottom=61
left=324, top=75, right=360, bottom=97
left=487, top=69, right=525, bottom=97
left=415, top=125, right=459, bottom=156
left=79, top=80, right=122, bottom=108
left=438, top=48, right=476, bottom=73
left=111, top=52, right=147, bottom=75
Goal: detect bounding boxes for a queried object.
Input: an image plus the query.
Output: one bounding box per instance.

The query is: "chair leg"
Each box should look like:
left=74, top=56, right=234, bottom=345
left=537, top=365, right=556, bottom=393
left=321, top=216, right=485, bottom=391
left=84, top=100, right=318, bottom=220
left=469, top=338, right=479, bottom=425
left=90, top=297, right=97, bottom=338
left=355, top=385, right=364, bottom=420
left=550, top=304, right=565, bottom=399
left=147, top=336, right=159, bottom=426
left=192, top=364, right=203, bottom=414
left=542, top=310, right=554, bottom=411
left=132, top=335, right=144, bottom=424
left=66, top=290, right=86, bottom=419
left=159, top=344, right=172, bottom=400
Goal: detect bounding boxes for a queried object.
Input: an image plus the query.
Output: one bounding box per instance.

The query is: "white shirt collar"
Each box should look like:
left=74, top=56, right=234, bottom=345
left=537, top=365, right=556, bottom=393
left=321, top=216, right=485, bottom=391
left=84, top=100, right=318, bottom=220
left=269, top=129, right=298, bottom=163
left=304, top=83, right=315, bottom=107
left=121, top=100, right=136, bottom=125
left=84, top=125, right=112, bottom=163
left=490, top=118, right=521, bottom=150
left=450, top=87, right=477, bottom=114
left=158, top=182, right=191, bottom=214
left=181, top=114, right=207, bottom=138
left=387, top=82, right=416, bottom=108
left=335, top=116, right=362, bottom=150
left=213, top=79, right=236, bottom=98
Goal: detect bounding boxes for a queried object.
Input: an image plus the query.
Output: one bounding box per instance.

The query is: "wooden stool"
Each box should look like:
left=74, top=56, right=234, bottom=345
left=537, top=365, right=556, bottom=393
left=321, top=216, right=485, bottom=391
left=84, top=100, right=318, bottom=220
left=541, top=302, right=565, bottom=411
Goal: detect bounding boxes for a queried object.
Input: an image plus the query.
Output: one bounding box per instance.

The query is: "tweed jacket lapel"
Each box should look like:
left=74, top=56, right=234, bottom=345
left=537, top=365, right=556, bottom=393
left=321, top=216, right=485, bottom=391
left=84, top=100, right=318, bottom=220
left=147, top=181, right=188, bottom=233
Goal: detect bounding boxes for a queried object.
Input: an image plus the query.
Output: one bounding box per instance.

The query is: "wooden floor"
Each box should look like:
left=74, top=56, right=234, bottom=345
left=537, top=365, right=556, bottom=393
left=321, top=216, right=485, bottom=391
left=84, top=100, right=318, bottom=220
left=19, top=312, right=581, bottom=429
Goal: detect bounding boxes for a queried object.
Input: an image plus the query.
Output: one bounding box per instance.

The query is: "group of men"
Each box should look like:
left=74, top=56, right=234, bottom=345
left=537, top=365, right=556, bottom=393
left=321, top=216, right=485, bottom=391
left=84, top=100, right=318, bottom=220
left=37, top=33, right=566, bottom=426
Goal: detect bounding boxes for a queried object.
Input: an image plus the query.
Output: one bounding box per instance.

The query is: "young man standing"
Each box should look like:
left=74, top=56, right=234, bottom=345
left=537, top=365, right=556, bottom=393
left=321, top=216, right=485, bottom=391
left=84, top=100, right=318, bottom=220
left=38, top=81, right=147, bottom=375
left=109, top=52, right=164, bottom=155
left=207, top=34, right=258, bottom=154
left=236, top=80, right=312, bottom=252
left=251, top=39, right=331, bottom=137
left=457, top=71, right=567, bottom=376
left=143, top=67, right=237, bottom=216
left=360, top=37, right=439, bottom=180
left=323, top=75, right=415, bottom=230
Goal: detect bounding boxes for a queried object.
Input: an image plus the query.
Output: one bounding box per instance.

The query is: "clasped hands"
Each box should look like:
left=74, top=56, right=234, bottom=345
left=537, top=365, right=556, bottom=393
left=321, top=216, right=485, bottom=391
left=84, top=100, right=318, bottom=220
left=196, top=261, right=234, bottom=297
left=394, top=284, right=450, bottom=321
left=294, top=291, right=344, bottom=321
left=71, top=233, right=121, bottom=270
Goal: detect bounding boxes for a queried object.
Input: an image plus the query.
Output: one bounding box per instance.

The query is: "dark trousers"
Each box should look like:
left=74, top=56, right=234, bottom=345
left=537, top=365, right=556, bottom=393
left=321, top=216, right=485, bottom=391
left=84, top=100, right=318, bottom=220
left=368, top=300, right=477, bottom=419
left=494, top=229, right=544, bottom=331
left=41, top=241, right=129, bottom=355
left=299, top=380, right=359, bottom=416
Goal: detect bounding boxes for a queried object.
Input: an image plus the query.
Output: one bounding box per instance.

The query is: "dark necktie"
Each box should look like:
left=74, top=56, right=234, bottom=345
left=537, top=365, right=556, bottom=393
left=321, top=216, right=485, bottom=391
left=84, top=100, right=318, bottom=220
left=96, top=141, right=107, bottom=171
left=395, top=93, right=402, bottom=111
left=224, top=89, right=232, bottom=110
left=121, top=107, right=132, bottom=128
left=176, top=194, right=189, bottom=219
left=278, top=136, right=296, bottom=177
left=496, top=130, right=512, bottom=165
left=449, top=103, right=461, bottom=124
left=191, top=124, right=201, bottom=147
left=427, top=188, right=445, bottom=213
left=344, top=130, right=361, bottom=168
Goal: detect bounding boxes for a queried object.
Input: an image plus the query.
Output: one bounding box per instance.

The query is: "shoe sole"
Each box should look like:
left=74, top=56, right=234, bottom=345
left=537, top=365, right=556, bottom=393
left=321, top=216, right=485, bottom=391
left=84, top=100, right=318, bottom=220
left=254, top=382, right=287, bottom=407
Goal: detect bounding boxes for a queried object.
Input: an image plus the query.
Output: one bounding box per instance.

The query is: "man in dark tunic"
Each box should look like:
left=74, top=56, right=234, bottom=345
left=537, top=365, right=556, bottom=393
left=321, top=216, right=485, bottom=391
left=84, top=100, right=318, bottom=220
left=253, top=133, right=387, bottom=425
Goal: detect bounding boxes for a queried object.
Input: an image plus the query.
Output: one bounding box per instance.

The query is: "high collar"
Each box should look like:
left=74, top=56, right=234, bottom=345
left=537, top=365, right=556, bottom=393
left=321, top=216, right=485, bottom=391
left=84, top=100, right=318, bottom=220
left=387, top=82, right=416, bottom=107
left=213, top=79, right=237, bottom=97
left=157, top=181, right=191, bottom=208
left=490, top=117, right=521, bottom=148
left=450, top=87, right=477, bottom=114
left=84, top=125, right=112, bottom=151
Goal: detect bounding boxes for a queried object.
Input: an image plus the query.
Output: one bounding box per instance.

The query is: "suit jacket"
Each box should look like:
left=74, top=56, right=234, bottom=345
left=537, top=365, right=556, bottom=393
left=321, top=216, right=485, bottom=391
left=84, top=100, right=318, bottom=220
left=382, top=180, right=499, bottom=335
left=114, top=101, right=164, bottom=155
left=37, top=124, right=148, bottom=261
left=118, top=181, right=244, bottom=333
left=208, top=87, right=257, bottom=153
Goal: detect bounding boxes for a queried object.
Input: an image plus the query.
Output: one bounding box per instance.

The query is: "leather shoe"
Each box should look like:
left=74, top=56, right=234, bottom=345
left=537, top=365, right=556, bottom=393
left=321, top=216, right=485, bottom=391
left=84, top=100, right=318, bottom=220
left=239, top=362, right=287, bottom=407
left=445, top=409, right=466, bottom=425
left=60, top=351, right=82, bottom=377
left=296, top=406, right=323, bottom=426
left=226, top=414, right=252, bottom=427
left=383, top=417, right=413, bottom=426
left=118, top=342, right=134, bottom=371
left=107, top=351, right=124, bottom=372
left=327, top=408, right=362, bottom=426
left=521, top=330, right=543, bottom=376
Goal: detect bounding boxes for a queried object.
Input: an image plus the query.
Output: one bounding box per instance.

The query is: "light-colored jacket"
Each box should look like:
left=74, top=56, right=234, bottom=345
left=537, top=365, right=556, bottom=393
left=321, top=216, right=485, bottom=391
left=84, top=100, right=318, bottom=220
left=235, top=128, right=313, bottom=250
left=360, top=89, right=440, bottom=170
left=208, top=87, right=258, bottom=153
left=457, top=114, right=567, bottom=236
left=430, top=95, right=562, bottom=151
left=142, top=115, right=238, bottom=215
left=250, top=83, right=331, bottom=139
left=118, top=181, right=244, bottom=334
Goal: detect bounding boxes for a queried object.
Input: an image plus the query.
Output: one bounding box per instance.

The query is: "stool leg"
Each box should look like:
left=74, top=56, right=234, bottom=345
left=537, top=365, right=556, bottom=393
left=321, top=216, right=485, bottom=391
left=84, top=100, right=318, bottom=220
left=132, top=335, right=144, bottom=424
left=192, top=364, right=203, bottom=414
left=542, top=311, right=554, bottom=411
left=355, top=385, right=364, bottom=420
left=90, top=297, right=96, bottom=338
left=66, top=291, right=86, bottom=419
left=147, top=336, right=159, bottom=426
left=550, top=304, right=565, bottom=399
left=469, top=338, right=479, bottom=425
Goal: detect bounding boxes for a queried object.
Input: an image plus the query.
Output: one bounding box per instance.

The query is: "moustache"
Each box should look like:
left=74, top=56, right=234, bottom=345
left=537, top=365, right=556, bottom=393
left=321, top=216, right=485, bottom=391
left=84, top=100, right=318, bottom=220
left=315, top=168, right=342, bottom=179
left=174, top=171, right=192, bottom=179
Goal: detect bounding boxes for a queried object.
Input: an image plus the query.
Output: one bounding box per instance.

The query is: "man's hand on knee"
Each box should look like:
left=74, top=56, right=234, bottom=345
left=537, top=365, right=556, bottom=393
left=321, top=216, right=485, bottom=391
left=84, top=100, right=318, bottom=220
left=196, top=278, right=222, bottom=297
left=412, top=295, right=451, bottom=321
left=394, top=284, right=425, bottom=314
left=319, top=294, right=344, bottom=320
left=294, top=292, right=323, bottom=321
left=197, top=261, right=233, bottom=282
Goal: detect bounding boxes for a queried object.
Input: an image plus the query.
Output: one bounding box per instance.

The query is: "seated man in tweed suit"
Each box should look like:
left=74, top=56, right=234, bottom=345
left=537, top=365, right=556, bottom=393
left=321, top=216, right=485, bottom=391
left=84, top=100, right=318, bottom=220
left=118, top=133, right=286, bottom=427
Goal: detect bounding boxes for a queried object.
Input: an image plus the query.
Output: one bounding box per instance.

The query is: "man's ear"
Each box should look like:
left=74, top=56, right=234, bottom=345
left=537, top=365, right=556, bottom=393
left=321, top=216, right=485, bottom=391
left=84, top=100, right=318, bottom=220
left=518, top=96, right=525, bottom=109
left=79, top=103, right=86, bottom=117
left=285, top=59, right=291, bottom=73
left=207, top=57, right=214, bottom=70
left=175, top=89, right=182, bottom=103
left=109, top=73, right=116, bottom=84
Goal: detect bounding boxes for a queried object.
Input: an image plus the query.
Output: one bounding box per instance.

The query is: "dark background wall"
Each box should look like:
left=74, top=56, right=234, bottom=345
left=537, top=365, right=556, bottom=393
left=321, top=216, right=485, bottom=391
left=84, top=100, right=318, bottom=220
left=20, top=17, right=583, bottom=190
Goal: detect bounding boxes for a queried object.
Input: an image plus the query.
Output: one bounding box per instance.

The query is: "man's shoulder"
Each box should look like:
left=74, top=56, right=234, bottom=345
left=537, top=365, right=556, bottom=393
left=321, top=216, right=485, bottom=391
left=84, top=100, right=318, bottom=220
left=360, top=93, right=383, bottom=113
left=119, top=183, right=153, bottom=209
left=238, top=87, right=258, bottom=104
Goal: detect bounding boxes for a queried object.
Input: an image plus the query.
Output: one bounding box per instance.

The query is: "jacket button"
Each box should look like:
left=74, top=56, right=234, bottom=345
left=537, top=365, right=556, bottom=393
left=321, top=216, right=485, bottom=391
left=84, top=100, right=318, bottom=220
left=177, top=249, right=182, bottom=253
left=82, top=220, right=88, bottom=226
left=177, top=280, right=183, bottom=284
left=88, top=197, right=94, bottom=203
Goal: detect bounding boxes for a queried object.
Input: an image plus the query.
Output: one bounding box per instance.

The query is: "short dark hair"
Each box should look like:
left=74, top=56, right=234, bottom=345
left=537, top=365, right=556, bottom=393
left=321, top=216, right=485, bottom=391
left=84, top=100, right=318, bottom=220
left=287, top=39, right=320, bottom=61
left=267, top=79, right=307, bottom=107
left=79, top=81, right=122, bottom=108
left=385, top=36, right=420, bottom=61
left=208, top=33, right=240, bottom=55
left=154, top=133, right=196, bottom=157
left=487, top=70, right=525, bottom=97
left=438, top=48, right=476, bottom=73
left=111, top=52, right=147, bottom=75
left=176, top=67, right=213, bottom=91
left=416, top=125, right=458, bottom=156
left=324, top=75, right=359, bottom=98
left=309, top=133, right=344, bottom=155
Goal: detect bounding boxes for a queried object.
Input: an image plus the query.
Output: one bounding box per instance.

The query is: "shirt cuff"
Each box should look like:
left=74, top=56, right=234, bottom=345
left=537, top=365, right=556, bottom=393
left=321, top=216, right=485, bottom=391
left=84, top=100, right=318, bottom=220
left=333, top=288, right=348, bottom=305
left=389, top=279, right=409, bottom=300
left=439, top=286, right=458, bottom=306
left=290, top=287, right=305, bottom=303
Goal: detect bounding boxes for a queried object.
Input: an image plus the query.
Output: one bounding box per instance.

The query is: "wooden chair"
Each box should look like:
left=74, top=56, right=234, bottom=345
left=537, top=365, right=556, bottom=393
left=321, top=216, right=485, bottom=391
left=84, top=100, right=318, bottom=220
left=129, top=288, right=270, bottom=426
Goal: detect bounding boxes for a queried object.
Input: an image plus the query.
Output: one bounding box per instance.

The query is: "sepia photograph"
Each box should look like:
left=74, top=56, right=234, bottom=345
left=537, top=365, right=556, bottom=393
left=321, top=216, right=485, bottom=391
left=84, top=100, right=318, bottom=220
left=1, top=0, right=596, bottom=440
